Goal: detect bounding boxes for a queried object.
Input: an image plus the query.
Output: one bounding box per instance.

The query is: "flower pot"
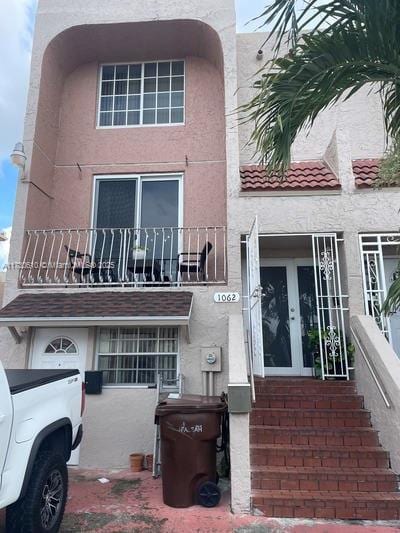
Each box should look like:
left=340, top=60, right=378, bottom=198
left=129, top=453, right=144, bottom=472
left=132, top=249, right=146, bottom=260
left=145, top=454, right=153, bottom=472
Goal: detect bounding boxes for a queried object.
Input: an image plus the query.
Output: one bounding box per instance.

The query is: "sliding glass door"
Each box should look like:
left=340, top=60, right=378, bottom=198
left=93, top=174, right=182, bottom=281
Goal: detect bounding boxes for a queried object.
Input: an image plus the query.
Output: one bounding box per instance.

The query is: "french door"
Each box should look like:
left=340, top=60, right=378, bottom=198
left=261, top=259, right=316, bottom=376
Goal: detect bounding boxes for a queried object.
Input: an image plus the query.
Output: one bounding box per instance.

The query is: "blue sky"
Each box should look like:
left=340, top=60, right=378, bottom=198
left=0, top=0, right=266, bottom=243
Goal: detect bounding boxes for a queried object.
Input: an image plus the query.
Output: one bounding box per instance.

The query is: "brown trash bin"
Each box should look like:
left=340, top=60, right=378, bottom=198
left=155, top=394, right=227, bottom=508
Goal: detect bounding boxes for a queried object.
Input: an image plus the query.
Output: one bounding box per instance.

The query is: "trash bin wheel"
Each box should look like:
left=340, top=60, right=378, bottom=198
left=197, top=481, right=221, bottom=508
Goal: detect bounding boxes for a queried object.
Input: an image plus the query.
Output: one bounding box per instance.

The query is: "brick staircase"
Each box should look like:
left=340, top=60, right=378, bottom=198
left=251, top=378, right=400, bottom=520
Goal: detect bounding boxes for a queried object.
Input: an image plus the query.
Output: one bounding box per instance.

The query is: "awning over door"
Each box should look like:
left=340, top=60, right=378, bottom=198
left=0, top=291, right=193, bottom=327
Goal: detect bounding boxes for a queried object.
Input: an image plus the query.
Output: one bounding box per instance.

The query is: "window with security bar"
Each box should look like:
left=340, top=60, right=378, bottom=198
left=97, top=327, right=178, bottom=385
left=98, top=61, right=185, bottom=127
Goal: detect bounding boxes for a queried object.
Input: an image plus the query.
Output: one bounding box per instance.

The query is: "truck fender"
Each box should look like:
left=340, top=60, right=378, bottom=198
left=19, top=418, right=72, bottom=500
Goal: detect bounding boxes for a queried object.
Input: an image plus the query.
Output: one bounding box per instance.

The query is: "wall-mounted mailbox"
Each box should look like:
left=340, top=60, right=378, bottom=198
left=227, top=383, right=252, bottom=413
left=85, top=371, right=103, bottom=394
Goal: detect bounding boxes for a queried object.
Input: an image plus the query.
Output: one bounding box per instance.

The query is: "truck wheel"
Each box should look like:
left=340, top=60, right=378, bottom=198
left=6, top=451, right=68, bottom=533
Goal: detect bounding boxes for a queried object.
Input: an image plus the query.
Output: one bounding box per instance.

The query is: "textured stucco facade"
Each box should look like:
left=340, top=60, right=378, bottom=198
left=1, top=0, right=399, bottom=516
left=351, top=316, right=400, bottom=473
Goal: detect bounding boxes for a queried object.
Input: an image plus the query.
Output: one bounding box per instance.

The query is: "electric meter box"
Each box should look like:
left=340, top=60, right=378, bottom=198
left=200, top=347, right=222, bottom=372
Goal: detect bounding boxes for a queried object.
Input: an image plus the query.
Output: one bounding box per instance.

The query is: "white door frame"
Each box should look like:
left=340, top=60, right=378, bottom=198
left=261, top=258, right=313, bottom=376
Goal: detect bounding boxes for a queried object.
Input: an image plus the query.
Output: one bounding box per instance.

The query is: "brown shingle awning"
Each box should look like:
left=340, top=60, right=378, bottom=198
left=0, top=291, right=193, bottom=327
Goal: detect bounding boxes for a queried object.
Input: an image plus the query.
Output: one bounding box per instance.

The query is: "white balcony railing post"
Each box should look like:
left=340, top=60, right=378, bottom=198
left=19, top=226, right=227, bottom=288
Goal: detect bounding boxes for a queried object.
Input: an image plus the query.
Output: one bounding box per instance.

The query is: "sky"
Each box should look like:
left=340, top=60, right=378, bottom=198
left=0, top=0, right=266, bottom=267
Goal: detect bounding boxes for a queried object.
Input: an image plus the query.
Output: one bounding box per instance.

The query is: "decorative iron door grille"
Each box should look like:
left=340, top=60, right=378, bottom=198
left=359, top=233, right=400, bottom=344
left=246, top=217, right=265, bottom=377
left=312, top=234, right=349, bottom=379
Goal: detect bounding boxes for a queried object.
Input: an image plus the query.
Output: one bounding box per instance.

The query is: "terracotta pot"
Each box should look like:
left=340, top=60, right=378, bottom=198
left=129, top=453, right=144, bottom=472
left=145, top=454, right=153, bottom=472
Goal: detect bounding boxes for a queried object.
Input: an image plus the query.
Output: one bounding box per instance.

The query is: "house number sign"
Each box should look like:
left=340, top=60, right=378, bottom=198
left=214, top=292, right=240, bottom=303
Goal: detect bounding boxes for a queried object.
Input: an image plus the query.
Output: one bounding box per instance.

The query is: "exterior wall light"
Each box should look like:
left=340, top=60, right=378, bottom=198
left=10, top=142, right=27, bottom=180
left=256, top=49, right=264, bottom=61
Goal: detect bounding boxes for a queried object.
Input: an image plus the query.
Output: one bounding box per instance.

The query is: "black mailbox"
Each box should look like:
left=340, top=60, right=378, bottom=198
left=85, top=371, right=103, bottom=394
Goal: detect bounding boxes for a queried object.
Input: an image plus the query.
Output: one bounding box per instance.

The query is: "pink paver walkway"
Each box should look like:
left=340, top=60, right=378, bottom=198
left=59, top=469, right=400, bottom=532
left=1, top=468, right=398, bottom=532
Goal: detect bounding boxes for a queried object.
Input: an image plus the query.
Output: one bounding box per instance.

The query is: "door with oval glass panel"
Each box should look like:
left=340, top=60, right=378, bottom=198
left=31, top=328, right=89, bottom=465
left=260, top=259, right=317, bottom=376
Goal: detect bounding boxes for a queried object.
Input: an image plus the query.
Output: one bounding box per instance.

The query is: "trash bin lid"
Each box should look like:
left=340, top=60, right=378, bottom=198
left=155, top=394, right=227, bottom=416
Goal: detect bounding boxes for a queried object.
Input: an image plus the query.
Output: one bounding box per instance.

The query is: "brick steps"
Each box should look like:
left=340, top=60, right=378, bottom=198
left=251, top=444, right=389, bottom=468
left=252, top=489, right=400, bottom=520
left=251, top=466, right=398, bottom=492
left=254, top=384, right=357, bottom=394
left=250, top=425, right=380, bottom=447
left=254, top=394, right=364, bottom=409
left=250, top=378, right=400, bottom=520
left=251, top=408, right=371, bottom=428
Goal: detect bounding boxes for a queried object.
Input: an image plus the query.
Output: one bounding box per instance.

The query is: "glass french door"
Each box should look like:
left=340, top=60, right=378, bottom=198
left=260, top=259, right=316, bottom=376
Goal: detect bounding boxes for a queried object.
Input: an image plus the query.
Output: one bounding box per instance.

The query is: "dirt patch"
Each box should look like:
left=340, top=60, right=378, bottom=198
left=61, top=512, right=115, bottom=532
left=61, top=511, right=167, bottom=533
left=110, top=478, right=142, bottom=496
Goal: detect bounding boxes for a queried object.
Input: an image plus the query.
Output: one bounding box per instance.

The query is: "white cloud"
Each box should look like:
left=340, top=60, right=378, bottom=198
left=0, top=227, right=12, bottom=270
left=0, top=0, right=37, bottom=164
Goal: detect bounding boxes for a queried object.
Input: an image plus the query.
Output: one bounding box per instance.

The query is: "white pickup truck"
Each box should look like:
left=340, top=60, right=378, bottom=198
left=0, top=361, right=84, bottom=533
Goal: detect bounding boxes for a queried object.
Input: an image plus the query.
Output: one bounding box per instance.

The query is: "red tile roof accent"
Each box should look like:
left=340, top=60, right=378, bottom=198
left=352, top=159, right=381, bottom=188
left=0, top=291, right=193, bottom=321
left=240, top=161, right=340, bottom=191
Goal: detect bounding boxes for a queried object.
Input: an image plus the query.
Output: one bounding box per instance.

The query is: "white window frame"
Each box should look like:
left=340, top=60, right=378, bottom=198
left=96, top=326, right=181, bottom=389
left=96, top=59, right=186, bottom=129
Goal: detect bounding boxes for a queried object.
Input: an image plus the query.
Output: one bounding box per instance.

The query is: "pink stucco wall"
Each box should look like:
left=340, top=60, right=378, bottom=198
left=24, top=21, right=227, bottom=231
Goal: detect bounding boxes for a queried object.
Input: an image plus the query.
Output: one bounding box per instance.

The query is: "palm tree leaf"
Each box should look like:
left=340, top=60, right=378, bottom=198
left=241, top=0, right=400, bottom=171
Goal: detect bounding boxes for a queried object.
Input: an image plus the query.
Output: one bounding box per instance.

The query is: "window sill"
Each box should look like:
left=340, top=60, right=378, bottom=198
left=96, top=122, right=185, bottom=130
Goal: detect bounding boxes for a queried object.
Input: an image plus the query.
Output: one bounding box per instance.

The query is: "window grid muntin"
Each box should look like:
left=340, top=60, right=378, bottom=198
left=44, top=337, right=78, bottom=355
left=97, top=326, right=178, bottom=385
left=98, top=60, right=185, bottom=128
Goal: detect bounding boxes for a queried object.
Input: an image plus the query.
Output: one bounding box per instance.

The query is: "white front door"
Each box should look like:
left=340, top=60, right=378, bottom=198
left=31, top=328, right=89, bottom=465
left=260, top=259, right=315, bottom=376
left=31, top=328, right=88, bottom=375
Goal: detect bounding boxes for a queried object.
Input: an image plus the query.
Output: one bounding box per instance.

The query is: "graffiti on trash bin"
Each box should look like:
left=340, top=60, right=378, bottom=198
left=166, top=420, right=205, bottom=439
left=179, top=421, right=203, bottom=434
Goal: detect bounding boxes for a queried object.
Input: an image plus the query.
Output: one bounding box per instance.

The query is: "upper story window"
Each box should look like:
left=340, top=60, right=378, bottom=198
left=98, top=60, right=185, bottom=128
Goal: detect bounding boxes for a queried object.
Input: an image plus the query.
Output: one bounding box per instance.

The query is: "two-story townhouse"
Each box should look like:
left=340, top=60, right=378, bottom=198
left=1, top=0, right=400, bottom=519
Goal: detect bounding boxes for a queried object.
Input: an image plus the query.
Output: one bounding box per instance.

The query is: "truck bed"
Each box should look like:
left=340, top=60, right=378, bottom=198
left=5, top=369, right=80, bottom=395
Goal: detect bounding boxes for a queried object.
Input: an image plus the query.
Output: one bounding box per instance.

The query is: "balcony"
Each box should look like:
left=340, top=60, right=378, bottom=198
left=19, top=227, right=227, bottom=288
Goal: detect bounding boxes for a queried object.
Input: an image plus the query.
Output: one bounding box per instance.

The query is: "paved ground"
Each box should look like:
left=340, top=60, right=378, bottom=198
left=2, top=468, right=400, bottom=532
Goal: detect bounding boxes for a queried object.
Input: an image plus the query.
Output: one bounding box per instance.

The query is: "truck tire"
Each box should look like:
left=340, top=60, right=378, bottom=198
left=6, top=451, right=68, bottom=533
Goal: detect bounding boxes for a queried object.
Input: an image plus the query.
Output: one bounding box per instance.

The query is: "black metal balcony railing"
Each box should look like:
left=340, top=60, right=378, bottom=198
left=20, top=227, right=227, bottom=287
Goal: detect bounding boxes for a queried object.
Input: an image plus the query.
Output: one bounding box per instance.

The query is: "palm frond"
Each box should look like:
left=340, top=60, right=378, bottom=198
left=242, top=0, right=400, bottom=171
left=382, top=273, right=400, bottom=316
